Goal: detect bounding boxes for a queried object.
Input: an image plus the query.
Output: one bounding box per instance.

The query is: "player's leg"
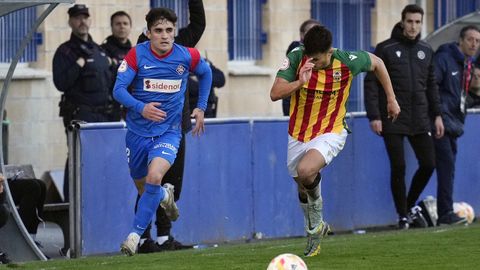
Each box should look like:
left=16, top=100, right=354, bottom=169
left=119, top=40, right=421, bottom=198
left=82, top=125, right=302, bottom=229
left=153, top=135, right=192, bottom=250
left=297, top=130, right=347, bottom=257
left=121, top=131, right=180, bottom=256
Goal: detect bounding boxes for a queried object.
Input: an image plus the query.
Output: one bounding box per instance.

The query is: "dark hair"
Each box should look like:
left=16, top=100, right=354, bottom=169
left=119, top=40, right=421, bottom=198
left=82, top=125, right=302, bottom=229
left=110, top=11, right=132, bottom=26
left=299, top=19, right=321, bottom=34
left=460, top=25, right=480, bottom=39
left=303, top=25, right=332, bottom=55
left=145, top=8, right=177, bottom=30
left=401, top=4, right=424, bottom=21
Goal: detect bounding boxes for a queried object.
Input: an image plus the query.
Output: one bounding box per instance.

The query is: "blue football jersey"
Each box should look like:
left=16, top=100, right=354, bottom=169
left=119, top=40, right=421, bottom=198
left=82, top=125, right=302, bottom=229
left=113, top=42, right=212, bottom=137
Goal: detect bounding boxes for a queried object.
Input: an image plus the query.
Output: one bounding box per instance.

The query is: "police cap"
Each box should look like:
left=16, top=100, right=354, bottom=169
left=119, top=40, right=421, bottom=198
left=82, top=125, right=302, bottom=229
left=68, top=4, right=90, bottom=18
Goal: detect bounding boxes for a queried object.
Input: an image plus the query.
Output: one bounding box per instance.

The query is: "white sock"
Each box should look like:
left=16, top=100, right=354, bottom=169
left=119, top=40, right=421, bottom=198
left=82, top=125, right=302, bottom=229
left=157, top=235, right=169, bottom=245
left=162, top=187, right=170, bottom=202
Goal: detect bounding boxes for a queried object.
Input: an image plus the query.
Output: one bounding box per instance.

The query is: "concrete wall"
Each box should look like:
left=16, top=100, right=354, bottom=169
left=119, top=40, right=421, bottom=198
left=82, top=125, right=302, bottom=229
left=0, top=0, right=434, bottom=184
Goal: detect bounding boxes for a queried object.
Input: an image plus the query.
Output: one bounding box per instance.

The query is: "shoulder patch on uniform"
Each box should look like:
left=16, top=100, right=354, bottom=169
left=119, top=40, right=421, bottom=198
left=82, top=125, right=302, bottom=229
left=118, top=60, right=127, bottom=73
left=279, top=58, right=290, bottom=71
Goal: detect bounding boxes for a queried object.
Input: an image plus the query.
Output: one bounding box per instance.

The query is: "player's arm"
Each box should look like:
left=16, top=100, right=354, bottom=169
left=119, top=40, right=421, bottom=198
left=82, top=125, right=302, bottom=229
left=367, top=52, right=400, bottom=121
left=190, top=51, right=213, bottom=136
left=270, top=58, right=314, bottom=101
left=113, top=48, right=166, bottom=122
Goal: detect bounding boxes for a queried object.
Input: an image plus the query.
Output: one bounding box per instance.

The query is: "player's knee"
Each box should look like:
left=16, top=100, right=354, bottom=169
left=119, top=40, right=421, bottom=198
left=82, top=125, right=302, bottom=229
left=145, top=172, right=163, bottom=185
left=296, top=164, right=317, bottom=182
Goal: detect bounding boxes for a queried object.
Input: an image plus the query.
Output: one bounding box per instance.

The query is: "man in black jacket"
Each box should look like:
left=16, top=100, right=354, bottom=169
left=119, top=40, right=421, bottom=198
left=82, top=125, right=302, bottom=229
left=52, top=4, right=114, bottom=202
left=101, top=11, right=133, bottom=121
left=364, top=4, right=444, bottom=229
left=133, top=0, right=206, bottom=253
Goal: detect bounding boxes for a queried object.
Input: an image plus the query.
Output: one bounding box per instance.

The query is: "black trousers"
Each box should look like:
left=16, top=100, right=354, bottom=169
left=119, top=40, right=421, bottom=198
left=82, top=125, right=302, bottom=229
left=136, top=134, right=186, bottom=238
left=433, top=134, right=457, bottom=218
left=0, top=192, right=8, bottom=228
left=383, top=133, right=436, bottom=218
left=8, top=179, right=46, bottom=234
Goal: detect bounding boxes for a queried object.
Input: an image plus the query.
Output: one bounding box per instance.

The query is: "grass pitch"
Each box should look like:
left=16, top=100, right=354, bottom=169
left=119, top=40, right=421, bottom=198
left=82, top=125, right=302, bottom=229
left=8, top=222, right=480, bottom=270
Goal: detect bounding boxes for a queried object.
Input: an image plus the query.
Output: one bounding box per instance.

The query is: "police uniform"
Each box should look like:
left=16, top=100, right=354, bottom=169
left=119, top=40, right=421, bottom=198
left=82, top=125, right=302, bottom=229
left=52, top=5, right=114, bottom=128
left=52, top=4, right=114, bottom=202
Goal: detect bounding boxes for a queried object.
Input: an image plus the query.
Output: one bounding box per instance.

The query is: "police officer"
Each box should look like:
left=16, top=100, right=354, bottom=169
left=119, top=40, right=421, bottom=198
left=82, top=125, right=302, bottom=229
left=101, top=11, right=133, bottom=121
left=53, top=4, right=114, bottom=128
left=52, top=4, right=114, bottom=203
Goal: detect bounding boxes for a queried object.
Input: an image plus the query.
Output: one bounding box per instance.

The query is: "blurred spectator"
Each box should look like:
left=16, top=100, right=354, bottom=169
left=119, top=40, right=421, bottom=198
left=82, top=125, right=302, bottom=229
left=102, top=11, right=133, bottom=121
left=189, top=59, right=225, bottom=118
left=433, top=25, right=480, bottom=225
left=467, top=66, right=480, bottom=108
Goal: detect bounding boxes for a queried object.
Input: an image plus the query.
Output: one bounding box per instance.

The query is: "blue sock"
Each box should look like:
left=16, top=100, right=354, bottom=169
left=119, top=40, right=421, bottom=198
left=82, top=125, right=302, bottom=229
left=132, top=183, right=165, bottom=235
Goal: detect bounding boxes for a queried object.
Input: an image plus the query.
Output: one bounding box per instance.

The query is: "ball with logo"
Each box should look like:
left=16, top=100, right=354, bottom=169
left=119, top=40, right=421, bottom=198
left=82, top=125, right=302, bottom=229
left=267, top=253, right=308, bottom=270
left=453, top=202, right=475, bottom=224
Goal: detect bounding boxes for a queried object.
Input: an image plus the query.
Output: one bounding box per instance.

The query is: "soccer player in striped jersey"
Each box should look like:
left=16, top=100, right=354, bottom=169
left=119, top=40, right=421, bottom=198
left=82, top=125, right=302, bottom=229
left=270, top=25, right=400, bottom=257
left=114, top=8, right=212, bottom=256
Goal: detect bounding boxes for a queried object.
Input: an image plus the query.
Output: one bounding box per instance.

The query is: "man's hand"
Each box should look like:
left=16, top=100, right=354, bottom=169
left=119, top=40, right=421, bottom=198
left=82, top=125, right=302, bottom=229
left=387, top=99, right=400, bottom=122
left=299, top=58, right=314, bottom=85
left=191, top=108, right=205, bottom=136
left=76, top=57, right=85, bottom=68
left=369, top=120, right=382, bottom=136
left=434, top=115, right=445, bottom=139
left=142, top=102, right=167, bottom=122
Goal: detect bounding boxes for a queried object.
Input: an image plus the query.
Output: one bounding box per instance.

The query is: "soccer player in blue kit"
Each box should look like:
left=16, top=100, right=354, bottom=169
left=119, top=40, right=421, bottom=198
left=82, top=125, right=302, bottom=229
left=113, top=8, right=212, bottom=256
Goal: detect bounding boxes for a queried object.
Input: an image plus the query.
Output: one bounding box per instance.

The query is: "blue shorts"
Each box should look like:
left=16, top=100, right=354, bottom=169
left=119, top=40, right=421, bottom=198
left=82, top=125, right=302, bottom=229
left=126, top=129, right=181, bottom=180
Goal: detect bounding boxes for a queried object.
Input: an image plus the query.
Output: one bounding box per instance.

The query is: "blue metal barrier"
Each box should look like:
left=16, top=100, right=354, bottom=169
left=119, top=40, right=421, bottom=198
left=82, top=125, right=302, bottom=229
left=74, top=114, right=480, bottom=256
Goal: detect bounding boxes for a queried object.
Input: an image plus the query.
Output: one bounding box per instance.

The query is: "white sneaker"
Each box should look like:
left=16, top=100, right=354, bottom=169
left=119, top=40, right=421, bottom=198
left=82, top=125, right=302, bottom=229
left=304, top=221, right=330, bottom=257
left=120, top=232, right=140, bottom=256
left=160, top=183, right=179, bottom=221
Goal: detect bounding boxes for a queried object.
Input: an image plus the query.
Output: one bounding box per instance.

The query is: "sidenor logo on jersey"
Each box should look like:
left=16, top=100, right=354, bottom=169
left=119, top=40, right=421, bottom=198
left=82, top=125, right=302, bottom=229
left=143, top=78, right=182, bottom=93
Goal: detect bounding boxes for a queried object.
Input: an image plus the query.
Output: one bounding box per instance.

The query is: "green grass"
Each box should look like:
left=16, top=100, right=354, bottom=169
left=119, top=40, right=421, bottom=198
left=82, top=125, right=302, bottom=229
left=5, top=222, right=480, bottom=270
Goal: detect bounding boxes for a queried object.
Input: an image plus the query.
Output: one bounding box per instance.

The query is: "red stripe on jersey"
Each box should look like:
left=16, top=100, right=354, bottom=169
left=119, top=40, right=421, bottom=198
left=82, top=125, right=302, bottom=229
left=124, top=47, right=137, bottom=72
left=297, top=71, right=318, bottom=141
left=289, top=56, right=309, bottom=134
left=187, top=47, right=201, bottom=70
left=288, top=90, right=300, bottom=133
left=325, top=64, right=350, bottom=133
left=311, top=69, right=333, bottom=138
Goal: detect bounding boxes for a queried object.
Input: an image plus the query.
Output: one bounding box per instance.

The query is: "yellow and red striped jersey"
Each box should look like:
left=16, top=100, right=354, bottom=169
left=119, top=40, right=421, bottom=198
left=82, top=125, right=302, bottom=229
left=277, top=48, right=371, bottom=142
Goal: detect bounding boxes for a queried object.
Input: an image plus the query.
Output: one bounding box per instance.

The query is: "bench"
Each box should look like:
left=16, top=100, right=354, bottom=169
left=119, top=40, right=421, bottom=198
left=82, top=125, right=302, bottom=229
left=4, top=164, right=69, bottom=255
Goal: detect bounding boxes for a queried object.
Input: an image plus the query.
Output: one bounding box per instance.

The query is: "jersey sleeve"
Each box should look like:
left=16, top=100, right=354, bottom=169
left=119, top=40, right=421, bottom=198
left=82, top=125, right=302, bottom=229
left=113, top=47, right=145, bottom=114
left=334, top=49, right=371, bottom=76
left=191, top=56, right=212, bottom=111
left=276, top=47, right=303, bottom=82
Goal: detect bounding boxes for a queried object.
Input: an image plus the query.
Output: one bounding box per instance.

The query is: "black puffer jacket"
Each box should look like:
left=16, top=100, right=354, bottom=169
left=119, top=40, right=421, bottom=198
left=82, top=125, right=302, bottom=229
left=364, top=23, right=441, bottom=135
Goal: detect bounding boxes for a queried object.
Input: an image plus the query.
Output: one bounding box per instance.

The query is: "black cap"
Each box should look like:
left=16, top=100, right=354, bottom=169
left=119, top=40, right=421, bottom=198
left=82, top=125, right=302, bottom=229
left=68, top=4, right=89, bottom=17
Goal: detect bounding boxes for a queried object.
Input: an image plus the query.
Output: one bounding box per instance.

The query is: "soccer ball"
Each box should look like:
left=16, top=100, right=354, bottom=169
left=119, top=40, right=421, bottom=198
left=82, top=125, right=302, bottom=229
left=267, top=253, right=308, bottom=270
left=453, top=202, right=475, bottom=224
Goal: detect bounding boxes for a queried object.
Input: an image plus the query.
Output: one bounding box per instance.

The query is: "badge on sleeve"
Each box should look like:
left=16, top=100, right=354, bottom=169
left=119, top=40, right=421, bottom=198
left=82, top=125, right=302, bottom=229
left=118, top=60, right=127, bottom=73
left=279, top=58, right=290, bottom=71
